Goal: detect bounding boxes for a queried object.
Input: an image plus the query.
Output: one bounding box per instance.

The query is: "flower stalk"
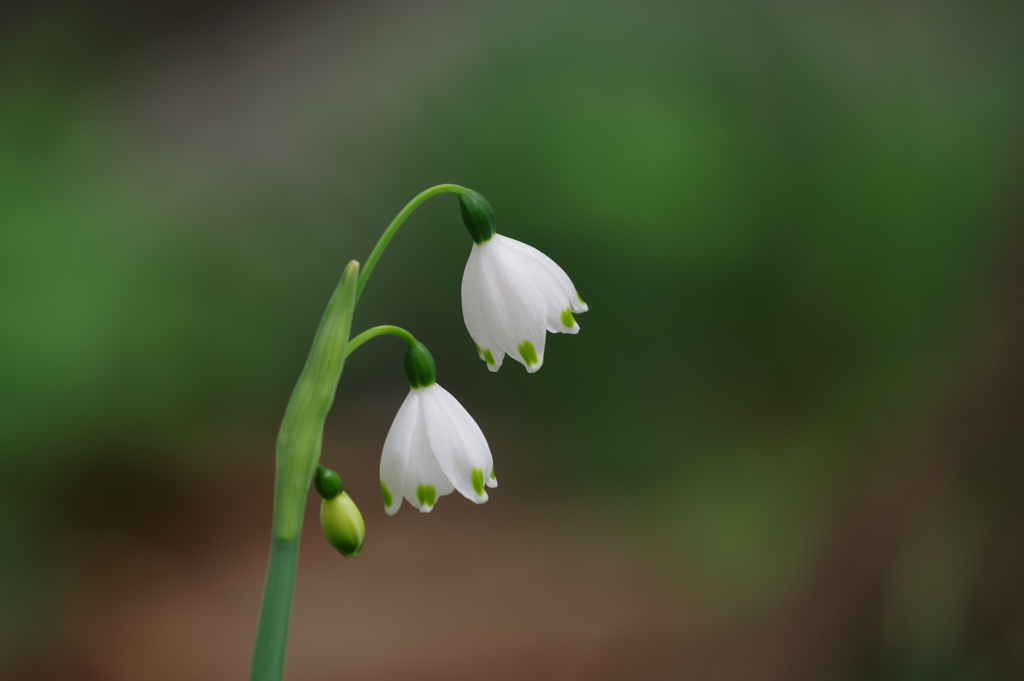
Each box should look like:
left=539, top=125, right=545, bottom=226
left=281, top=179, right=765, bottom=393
left=249, top=182, right=586, bottom=681
left=356, top=183, right=464, bottom=300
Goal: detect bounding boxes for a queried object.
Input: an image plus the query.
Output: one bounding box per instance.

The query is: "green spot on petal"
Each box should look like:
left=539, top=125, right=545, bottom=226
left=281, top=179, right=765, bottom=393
left=380, top=480, right=392, bottom=508
left=560, top=308, right=575, bottom=328
left=416, top=484, right=437, bottom=508
left=471, top=468, right=485, bottom=496
left=489, top=469, right=496, bottom=480
left=518, top=340, right=538, bottom=366
left=474, top=343, right=483, bottom=358
left=483, top=349, right=495, bottom=365
left=576, top=292, right=586, bottom=306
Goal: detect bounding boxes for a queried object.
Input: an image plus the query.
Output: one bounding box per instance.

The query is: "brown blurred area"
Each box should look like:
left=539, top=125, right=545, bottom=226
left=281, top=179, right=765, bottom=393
left=27, top=421, right=682, bottom=680
left=3, top=0, right=1024, bottom=679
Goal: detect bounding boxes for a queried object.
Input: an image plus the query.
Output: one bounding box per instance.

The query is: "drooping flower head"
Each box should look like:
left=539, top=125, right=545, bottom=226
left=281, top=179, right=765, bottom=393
left=379, top=340, right=496, bottom=514
left=459, top=189, right=588, bottom=373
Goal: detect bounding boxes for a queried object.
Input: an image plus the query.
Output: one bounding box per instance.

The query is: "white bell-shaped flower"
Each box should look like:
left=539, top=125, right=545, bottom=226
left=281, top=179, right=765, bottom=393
left=379, top=341, right=496, bottom=514
left=462, top=234, right=588, bottom=373
left=458, top=189, right=587, bottom=373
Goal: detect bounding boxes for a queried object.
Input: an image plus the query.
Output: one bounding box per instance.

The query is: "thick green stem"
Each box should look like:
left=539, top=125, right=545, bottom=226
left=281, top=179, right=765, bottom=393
left=250, top=260, right=360, bottom=681
left=250, top=539, right=300, bottom=680
left=356, top=184, right=464, bottom=301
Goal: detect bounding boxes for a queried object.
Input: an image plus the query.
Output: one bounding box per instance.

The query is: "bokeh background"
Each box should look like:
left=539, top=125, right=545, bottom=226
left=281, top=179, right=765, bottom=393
left=2, top=0, right=1024, bottom=679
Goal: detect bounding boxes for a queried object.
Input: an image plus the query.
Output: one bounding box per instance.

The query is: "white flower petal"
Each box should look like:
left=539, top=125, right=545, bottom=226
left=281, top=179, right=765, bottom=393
left=519, top=256, right=580, bottom=337
left=494, top=241, right=575, bottom=338
left=461, top=247, right=505, bottom=372
left=496, top=234, right=588, bottom=313
left=379, top=390, right=420, bottom=516
left=400, top=402, right=455, bottom=513
left=473, top=240, right=548, bottom=372
left=419, top=384, right=493, bottom=504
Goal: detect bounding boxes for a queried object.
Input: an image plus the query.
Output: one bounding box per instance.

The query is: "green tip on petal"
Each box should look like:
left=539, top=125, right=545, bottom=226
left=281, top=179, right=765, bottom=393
left=518, top=340, right=538, bottom=367
left=576, top=292, right=586, bottom=306
left=380, top=480, right=393, bottom=508
left=489, top=469, right=496, bottom=480
left=416, top=484, right=437, bottom=508
left=475, top=343, right=496, bottom=365
left=560, top=308, right=576, bottom=328
left=471, top=468, right=485, bottom=496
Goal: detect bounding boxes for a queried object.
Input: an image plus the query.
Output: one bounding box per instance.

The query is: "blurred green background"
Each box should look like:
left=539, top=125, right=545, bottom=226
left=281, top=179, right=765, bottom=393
left=2, top=1, right=1024, bottom=679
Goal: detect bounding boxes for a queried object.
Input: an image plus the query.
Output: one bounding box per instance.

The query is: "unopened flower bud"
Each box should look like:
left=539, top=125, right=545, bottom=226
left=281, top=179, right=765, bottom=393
left=315, top=465, right=365, bottom=557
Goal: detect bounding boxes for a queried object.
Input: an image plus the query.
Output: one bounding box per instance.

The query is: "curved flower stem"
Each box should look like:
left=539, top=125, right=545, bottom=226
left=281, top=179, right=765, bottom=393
left=356, top=183, right=465, bottom=301
left=346, top=324, right=417, bottom=355
left=250, top=260, right=360, bottom=681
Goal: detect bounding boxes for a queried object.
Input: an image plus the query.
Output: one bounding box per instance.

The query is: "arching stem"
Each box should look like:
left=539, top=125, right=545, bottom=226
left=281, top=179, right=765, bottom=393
left=356, top=184, right=464, bottom=301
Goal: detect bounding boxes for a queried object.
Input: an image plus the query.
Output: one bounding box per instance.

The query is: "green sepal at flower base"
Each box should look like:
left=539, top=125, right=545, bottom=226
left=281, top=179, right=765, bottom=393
left=403, top=340, right=436, bottom=388
left=457, top=189, right=496, bottom=244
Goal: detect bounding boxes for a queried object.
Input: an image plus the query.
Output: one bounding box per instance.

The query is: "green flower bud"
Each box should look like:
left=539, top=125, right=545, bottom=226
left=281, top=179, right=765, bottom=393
left=458, top=189, right=496, bottom=244
left=315, top=465, right=364, bottom=557
left=403, top=340, right=436, bottom=389
left=320, top=492, right=365, bottom=557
